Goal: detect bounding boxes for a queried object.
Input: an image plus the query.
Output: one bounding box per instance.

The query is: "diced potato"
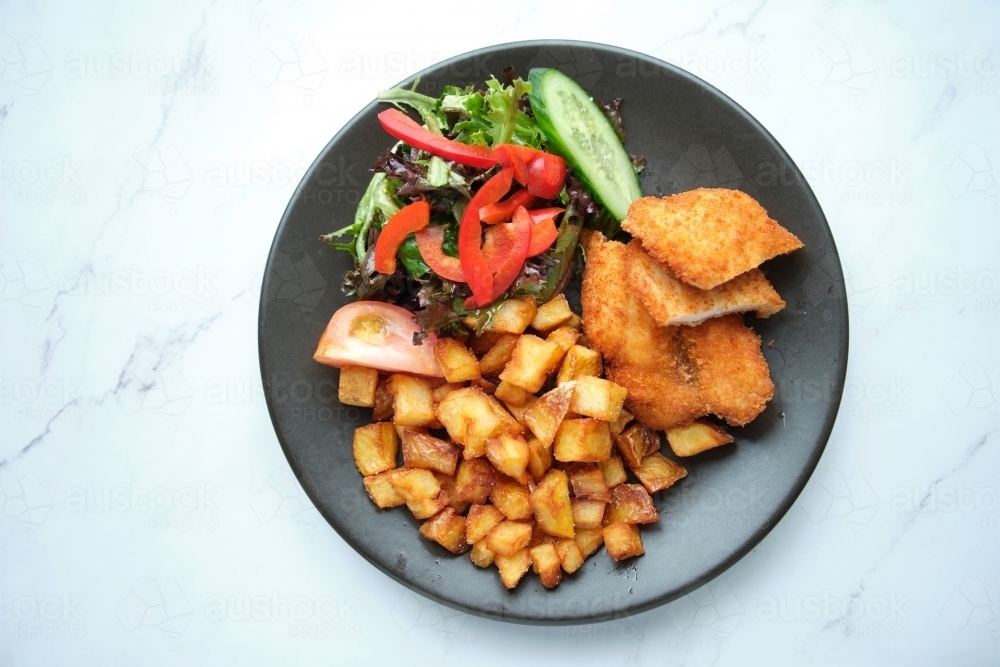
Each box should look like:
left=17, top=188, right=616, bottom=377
left=435, top=387, right=506, bottom=458
left=556, top=345, right=603, bottom=385
left=603, top=484, right=659, bottom=525
left=387, top=468, right=441, bottom=502
left=472, top=378, right=498, bottom=395
left=530, top=469, right=574, bottom=539
left=433, top=338, right=481, bottom=383
left=453, top=459, right=498, bottom=504
left=632, top=452, right=688, bottom=494
left=406, top=492, right=449, bottom=519
left=666, top=420, right=735, bottom=457
left=362, top=469, right=406, bottom=508
left=486, top=520, right=533, bottom=557
left=565, top=463, right=610, bottom=501
left=556, top=539, right=585, bottom=574
left=571, top=498, right=606, bottom=529
left=352, top=423, right=398, bottom=476
left=495, top=548, right=531, bottom=589
left=529, top=543, right=563, bottom=588
left=530, top=521, right=558, bottom=547
left=570, top=376, right=628, bottom=422
left=609, top=408, right=633, bottom=437
left=487, top=396, right=523, bottom=436
left=481, top=297, right=537, bottom=334
left=603, top=522, right=644, bottom=561
left=419, top=507, right=469, bottom=554
left=523, top=384, right=574, bottom=447
left=388, top=374, right=436, bottom=427
left=402, top=430, right=460, bottom=475
left=338, top=366, right=379, bottom=407
left=530, top=293, right=575, bottom=333
left=485, top=434, right=530, bottom=485
left=372, top=376, right=393, bottom=421
left=494, top=380, right=532, bottom=407
left=546, top=325, right=580, bottom=354
left=505, top=396, right=536, bottom=425
left=431, top=383, right=461, bottom=406
left=466, top=504, right=506, bottom=543
left=574, top=527, right=605, bottom=558
left=526, top=437, right=552, bottom=482
left=499, top=335, right=563, bottom=392
left=601, top=454, right=628, bottom=488
left=470, top=331, right=505, bottom=355
left=470, top=539, right=495, bottom=568
left=489, top=479, right=532, bottom=520
left=478, top=334, right=520, bottom=376
left=553, top=418, right=612, bottom=463
left=433, top=471, right=469, bottom=514
left=565, top=314, right=582, bottom=329
left=614, top=423, right=661, bottom=468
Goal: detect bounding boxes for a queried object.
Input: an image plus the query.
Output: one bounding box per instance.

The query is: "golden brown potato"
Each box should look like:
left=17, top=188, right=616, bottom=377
left=352, top=423, right=398, bottom=476
left=470, top=539, right=495, bottom=568
left=388, top=374, right=436, bottom=427
left=466, top=504, right=505, bottom=543
left=470, top=331, right=505, bottom=355
left=609, top=408, right=633, bottom=437
left=495, top=549, right=532, bottom=589
left=372, top=376, right=394, bottom=421
left=553, top=418, right=612, bottom=463
left=529, top=543, right=563, bottom=588
left=556, top=345, right=603, bottom=385
left=565, top=463, right=610, bottom=502
left=435, top=387, right=507, bottom=458
left=481, top=297, right=537, bottom=334
left=489, top=479, right=532, bottom=520
left=546, top=325, right=580, bottom=354
left=472, top=378, right=498, bottom=396
left=526, top=437, right=553, bottom=482
left=401, top=430, right=460, bottom=475
left=487, top=396, right=524, bottom=437
left=405, top=492, right=449, bottom=520
left=494, top=380, right=532, bottom=407
left=486, top=520, right=533, bottom=557
left=571, top=498, right=606, bottom=529
left=604, top=484, right=659, bottom=525
left=387, top=468, right=441, bottom=502
left=433, top=471, right=468, bottom=514
left=556, top=539, right=585, bottom=574
left=600, top=454, right=628, bottom=488
left=614, top=423, right=661, bottom=468
left=574, top=527, right=605, bottom=558
left=570, top=376, right=628, bottom=422
left=485, top=434, right=530, bottom=485
left=362, top=469, right=406, bottom=508
left=632, top=452, right=688, bottom=494
left=530, top=469, right=574, bottom=539
left=531, top=293, right=575, bottom=333
left=478, top=334, right=521, bottom=376
left=453, top=459, right=498, bottom=505
left=338, top=366, right=379, bottom=407
left=602, top=522, right=644, bottom=561
left=523, top=384, right=574, bottom=448
left=419, top=508, right=469, bottom=554
left=433, top=338, right=482, bottom=383
left=499, top=335, right=564, bottom=392
left=665, top=420, right=735, bottom=457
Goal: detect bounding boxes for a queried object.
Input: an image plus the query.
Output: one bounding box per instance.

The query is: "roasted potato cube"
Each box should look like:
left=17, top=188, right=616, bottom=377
left=609, top=408, right=633, bottom=437
left=530, top=521, right=558, bottom=547
left=570, top=376, right=628, bottom=422
left=574, top=527, right=605, bottom=558
left=453, top=459, right=498, bottom=504
left=632, top=452, right=688, bottom=494
left=499, top=335, right=563, bottom=392
left=553, top=418, right=612, bottom=463
left=472, top=378, right=498, bottom=395
left=614, top=423, right=661, bottom=468
left=481, top=297, right=537, bottom=334
left=478, top=334, right=520, bottom=376
left=402, top=430, right=460, bottom=475
left=486, top=520, right=533, bottom=557
left=352, top=423, right=398, bottom=476
left=530, top=543, right=563, bottom=588
left=494, top=380, right=532, bottom=407
left=523, top=384, right=573, bottom=447
left=487, top=396, right=523, bottom=436
left=505, top=396, right=536, bottom=425
left=419, top=507, right=469, bottom=554
left=435, top=387, right=506, bottom=458
left=556, top=539, right=585, bottom=574
left=546, top=325, right=580, bottom=354
left=603, top=484, right=659, bottom=525
left=601, top=454, right=628, bottom=488
left=666, top=420, right=735, bottom=457
left=387, top=468, right=441, bottom=502
left=466, top=504, right=505, bottom=543
left=530, top=469, right=574, bottom=539
left=406, top=492, right=449, bottom=519
left=388, top=374, right=436, bottom=427
left=526, top=437, right=553, bottom=482
left=565, top=463, right=610, bottom=501
left=489, top=479, right=532, bottom=520
left=433, top=471, right=469, bottom=514
left=485, top=434, right=530, bottom=485
left=470, top=331, right=505, bottom=355
left=433, top=338, right=481, bottom=383
left=470, top=539, right=495, bottom=568
left=495, top=548, right=531, bottom=589
left=571, top=498, right=606, bottom=529
left=372, top=376, right=394, bottom=422
left=566, top=313, right=582, bottom=329
left=431, top=383, right=462, bottom=404
left=556, top=345, right=603, bottom=385
left=338, top=366, right=379, bottom=407
left=603, top=522, right=644, bottom=561
left=362, top=469, right=406, bottom=508
left=530, top=294, right=575, bottom=333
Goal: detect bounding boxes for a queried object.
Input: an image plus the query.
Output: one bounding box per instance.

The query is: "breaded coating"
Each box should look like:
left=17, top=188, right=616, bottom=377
left=621, top=189, right=803, bottom=290
left=680, top=315, right=774, bottom=426
left=627, top=240, right=785, bottom=326
left=605, top=355, right=704, bottom=431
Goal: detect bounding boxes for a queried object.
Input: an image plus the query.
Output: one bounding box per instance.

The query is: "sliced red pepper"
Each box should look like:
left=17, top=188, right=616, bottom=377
left=527, top=217, right=559, bottom=257
left=373, top=199, right=430, bottom=274
left=378, top=109, right=497, bottom=169
left=494, top=144, right=567, bottom=199
left=459, top=168, right=514, bottom=306
left=464, top=206, right=532, bottom=308
left=478, top=189, right=536, bottom=224
left=527, top=207, right=564, bottom=225
left=414, top=225, right=465, bottom=282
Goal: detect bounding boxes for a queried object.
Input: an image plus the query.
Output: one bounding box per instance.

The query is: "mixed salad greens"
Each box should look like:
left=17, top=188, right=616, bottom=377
left=320, top=66, right=643, bottom=344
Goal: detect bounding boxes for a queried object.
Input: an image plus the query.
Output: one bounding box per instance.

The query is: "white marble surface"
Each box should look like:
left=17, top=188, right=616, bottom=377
left=1, top=0, right=997, bottom=664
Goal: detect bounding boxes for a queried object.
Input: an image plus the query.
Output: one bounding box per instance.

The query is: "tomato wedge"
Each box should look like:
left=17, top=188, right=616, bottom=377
left=460, top=168, right=514, bottom=307
left=479, top=189, right=536, bottom=224
left=373, top=199, right=430, bottom=274
left=378, top=109, right=496, bottom=169
left=494, top=144, right=567, bottom=199
left=414, top=226, right=465, bottom=282
left=314, top=301, right=443, bottom=377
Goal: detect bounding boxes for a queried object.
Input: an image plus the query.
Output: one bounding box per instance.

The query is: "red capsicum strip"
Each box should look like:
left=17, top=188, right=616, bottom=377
left=459, top=168, right=514, bottom=306
left=378, top=109, right=497, bottom=169
left=414, top=225, right=465, bottom=282
left=494, top=144, right=567, bottom=199
left=479, top=189, right=536, bottom=224
left=463, top=206, right=532, bottom=308
left=373, top=199, right=430, bottom=274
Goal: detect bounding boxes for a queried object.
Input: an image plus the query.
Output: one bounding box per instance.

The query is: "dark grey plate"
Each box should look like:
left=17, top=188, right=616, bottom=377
left=258, top=40, right=847, bottom=624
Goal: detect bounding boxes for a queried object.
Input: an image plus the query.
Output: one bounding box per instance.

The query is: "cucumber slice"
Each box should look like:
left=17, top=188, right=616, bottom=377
left=528, top=68, right=641, bottom=222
